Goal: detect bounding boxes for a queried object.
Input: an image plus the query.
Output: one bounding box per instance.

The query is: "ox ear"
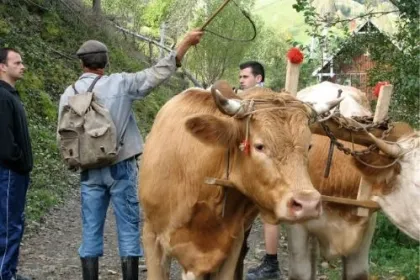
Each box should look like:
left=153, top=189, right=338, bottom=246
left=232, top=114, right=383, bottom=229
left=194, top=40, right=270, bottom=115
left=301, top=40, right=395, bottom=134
left=352, top=153, right=401, bottom=185
left=185, top=114, right=240, bottom=147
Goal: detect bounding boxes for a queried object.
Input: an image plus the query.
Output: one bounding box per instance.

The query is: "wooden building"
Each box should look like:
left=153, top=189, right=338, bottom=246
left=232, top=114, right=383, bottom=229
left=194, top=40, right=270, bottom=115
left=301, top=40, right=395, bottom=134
left=312, top=20, right=395, bottom=100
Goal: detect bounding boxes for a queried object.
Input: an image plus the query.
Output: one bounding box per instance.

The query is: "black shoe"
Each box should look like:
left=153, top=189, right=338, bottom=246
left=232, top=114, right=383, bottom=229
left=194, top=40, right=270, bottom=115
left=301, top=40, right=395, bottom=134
left=81, top=257, right=99, bottom=280
left=121, top=256, right=139, bottom=280
left=246, top=256, right=280, bottom=280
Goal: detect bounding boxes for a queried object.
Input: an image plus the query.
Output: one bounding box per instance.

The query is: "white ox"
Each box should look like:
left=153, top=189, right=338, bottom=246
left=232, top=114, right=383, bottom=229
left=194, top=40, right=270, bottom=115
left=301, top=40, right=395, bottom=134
left=284, top=82, right=420, bottom=279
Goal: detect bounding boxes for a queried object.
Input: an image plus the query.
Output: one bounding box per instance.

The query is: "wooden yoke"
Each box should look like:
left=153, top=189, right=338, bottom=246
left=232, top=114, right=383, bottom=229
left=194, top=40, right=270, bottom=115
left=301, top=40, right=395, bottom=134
left=356, top=84, right=393, bottom=216
left=310, top=119, right=412, bottom=146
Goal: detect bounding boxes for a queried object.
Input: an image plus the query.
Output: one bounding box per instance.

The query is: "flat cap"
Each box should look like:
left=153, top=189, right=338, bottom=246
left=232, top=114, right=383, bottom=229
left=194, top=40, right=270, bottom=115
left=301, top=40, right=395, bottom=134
left=76, top=40, right=108, bottom=56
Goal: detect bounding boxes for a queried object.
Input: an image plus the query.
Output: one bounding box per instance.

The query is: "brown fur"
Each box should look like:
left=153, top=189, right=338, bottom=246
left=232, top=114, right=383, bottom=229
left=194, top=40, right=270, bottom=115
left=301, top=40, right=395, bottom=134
left=353, top=153, right=401, bottom=192
left=292, top=133, right=413, bottom=274
left=309, top=135, right=399, bottom=198
left=307, top=134, right=401, bottom=221
left=140, top=86, right=317, bottom=276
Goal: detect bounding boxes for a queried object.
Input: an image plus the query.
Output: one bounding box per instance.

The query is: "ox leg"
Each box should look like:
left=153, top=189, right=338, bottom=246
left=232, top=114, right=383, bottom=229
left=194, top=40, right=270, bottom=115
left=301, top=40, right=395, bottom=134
left=209, top=227, right=245, bottom=280
left=342, top=213, right=377, bottom=280
left=143, top=222, right=170, bottom=280
left=233, top=226, right=252, bottom=280
left=286, top=224, right=315, bottom=280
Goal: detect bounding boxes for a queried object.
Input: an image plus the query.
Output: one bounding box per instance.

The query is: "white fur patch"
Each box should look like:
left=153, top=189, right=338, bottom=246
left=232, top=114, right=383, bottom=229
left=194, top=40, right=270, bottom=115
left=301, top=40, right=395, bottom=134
left=374, top=133, right=420, bottom=240
left=297, top=81, right=372, bottom=117
left=182, top=271, right=199, bottom=280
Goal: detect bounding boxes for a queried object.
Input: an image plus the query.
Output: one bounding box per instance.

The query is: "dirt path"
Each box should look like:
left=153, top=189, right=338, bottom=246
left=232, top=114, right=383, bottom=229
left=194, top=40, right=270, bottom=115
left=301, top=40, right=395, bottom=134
left=18, top=188, right=291, bottom=280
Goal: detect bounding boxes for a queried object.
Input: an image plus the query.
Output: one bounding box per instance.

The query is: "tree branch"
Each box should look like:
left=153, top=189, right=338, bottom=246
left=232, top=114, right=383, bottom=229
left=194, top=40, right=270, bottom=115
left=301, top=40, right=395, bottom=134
left=320, top=10, right=399, bottom=26
left=114, top=24, right=203, bottom=88
left=114, top=25, right=172, bottom=52
left=49, top=47, right=74, bottom=60
left=181, top=68, right=203, bottom=88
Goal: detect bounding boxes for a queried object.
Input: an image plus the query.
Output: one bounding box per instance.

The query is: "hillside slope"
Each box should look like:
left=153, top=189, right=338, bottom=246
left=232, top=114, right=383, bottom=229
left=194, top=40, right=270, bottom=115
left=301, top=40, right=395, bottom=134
left=0, top=0, right=187, bottom=223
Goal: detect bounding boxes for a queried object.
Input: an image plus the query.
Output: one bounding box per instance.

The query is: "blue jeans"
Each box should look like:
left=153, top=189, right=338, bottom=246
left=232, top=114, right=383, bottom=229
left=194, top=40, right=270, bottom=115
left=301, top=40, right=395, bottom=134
left=0, top=166, right=30, bottom=280
left=78, top=157, right=143, bottom=258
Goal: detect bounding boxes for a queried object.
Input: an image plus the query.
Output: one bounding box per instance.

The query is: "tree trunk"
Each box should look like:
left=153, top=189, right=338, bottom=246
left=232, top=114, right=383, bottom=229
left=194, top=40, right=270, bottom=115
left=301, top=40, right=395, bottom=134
left=92, top=0, right=101, bottom=15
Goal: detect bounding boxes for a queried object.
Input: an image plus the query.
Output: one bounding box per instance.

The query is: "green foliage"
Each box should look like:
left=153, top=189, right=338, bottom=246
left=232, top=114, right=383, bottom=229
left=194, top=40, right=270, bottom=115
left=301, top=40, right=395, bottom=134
left=298, top=59, right=318, bottom=90
left=0, top=18, right=10, bottom=35
left=134, top=85, right=176, bottom=136
left=103, top=0, right=294, bottom=90
left=41, top=12, right=63, bottom=41
left=142, top=0, right=172, bottom=28
left=89, top=0, right=146, bottom=30
left=185, top=0, right=266, bottom=87
left=25, top=118, right=76, bottom=222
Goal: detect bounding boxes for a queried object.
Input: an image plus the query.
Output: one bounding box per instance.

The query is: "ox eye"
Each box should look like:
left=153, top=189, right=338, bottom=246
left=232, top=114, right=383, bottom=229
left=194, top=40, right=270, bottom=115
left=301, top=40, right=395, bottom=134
left=309, top=144, right=313, bottom=151
left=254, top=143, right=265, bottom=151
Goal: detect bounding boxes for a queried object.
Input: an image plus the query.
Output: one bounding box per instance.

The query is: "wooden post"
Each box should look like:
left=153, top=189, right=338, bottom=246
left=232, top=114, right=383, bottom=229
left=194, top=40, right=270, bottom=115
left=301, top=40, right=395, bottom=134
left=373, top=85, right=393, bottom=122
left=356, top=84, right=393, bottom=216
left=285, top=48, right=304, bottom=96
left=285, top=60, right=301, bottom=96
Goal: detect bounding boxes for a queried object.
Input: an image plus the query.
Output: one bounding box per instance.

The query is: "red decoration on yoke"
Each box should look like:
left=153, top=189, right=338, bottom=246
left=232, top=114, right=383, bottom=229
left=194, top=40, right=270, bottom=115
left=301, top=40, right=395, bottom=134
left=287, top=47, right=304, bottom=64
left=373, top=81, right=390, bottom=98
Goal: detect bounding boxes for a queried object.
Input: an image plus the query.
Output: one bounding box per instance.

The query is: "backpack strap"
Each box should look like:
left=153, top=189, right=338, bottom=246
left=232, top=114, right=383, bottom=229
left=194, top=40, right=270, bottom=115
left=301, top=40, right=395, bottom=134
left=87, top=75, right=102, bottom=92
left=72, top=75, right=102, bottom=95
left=72, top=83, right=80, bottom=95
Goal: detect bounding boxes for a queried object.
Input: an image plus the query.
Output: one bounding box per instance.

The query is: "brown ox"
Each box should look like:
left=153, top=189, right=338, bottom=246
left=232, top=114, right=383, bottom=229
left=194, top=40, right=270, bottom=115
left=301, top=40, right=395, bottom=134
left=287, top=133, right=419, bottom=279
left=286, top=83, right=419, bottom=279
left=139, top=81, right=341, bottom=280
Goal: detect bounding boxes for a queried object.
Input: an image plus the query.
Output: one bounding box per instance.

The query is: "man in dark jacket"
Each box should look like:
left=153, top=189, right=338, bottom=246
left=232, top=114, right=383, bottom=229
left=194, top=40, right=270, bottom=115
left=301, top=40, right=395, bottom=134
left=0, top=48, right=33, bottom=280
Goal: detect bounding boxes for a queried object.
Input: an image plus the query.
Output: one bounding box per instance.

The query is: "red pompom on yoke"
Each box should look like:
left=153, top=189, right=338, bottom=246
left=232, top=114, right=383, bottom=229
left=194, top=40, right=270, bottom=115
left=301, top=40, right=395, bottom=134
left=373, top=81, right=390, bottom=98
left=287, top=47, right=304, bottom=64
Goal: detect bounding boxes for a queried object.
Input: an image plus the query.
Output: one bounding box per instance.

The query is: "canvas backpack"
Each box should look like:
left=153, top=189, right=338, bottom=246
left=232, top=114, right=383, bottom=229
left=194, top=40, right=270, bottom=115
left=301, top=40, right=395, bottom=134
left=57, top=76, right=119, bottom=170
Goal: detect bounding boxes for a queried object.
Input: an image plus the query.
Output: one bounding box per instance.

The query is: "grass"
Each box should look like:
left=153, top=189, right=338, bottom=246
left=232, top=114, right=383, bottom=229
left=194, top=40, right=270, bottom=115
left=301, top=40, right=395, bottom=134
left=318, top=214, right=420, bottom=279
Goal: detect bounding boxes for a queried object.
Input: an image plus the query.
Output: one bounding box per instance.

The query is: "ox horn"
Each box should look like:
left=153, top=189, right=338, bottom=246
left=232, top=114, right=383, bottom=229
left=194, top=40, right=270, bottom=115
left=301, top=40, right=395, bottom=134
left=312, top=96, right=345, bottom=115
left=210, top=86, right=247, bottom=118
left=368, top=133, right=402, bottom=158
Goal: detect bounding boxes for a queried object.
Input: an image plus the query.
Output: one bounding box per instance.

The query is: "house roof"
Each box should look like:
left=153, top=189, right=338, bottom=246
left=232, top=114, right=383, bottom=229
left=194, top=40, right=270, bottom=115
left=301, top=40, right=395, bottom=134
left=311, top=19, right=398, bottom=77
